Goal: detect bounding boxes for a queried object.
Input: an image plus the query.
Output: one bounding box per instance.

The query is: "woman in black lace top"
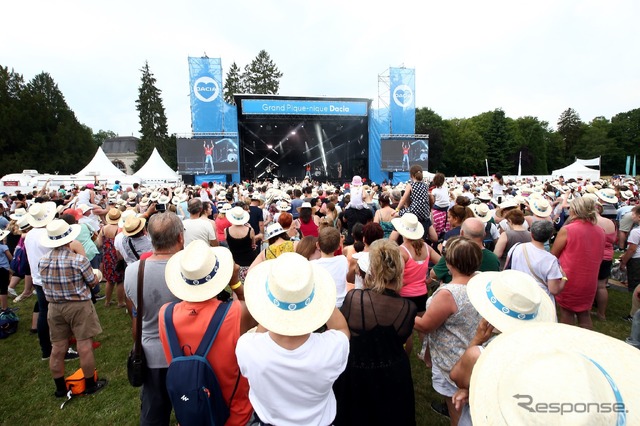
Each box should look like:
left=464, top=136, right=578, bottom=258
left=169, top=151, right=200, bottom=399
left=334, top=239, right=417, bottom=426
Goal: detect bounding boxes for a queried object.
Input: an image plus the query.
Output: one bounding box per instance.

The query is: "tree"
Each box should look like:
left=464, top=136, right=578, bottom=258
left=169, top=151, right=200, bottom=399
left=483, top=109, right=514, bottom=175
left=133, top=61, right=176, bottom=171
left=609, top=108, right=640, bottom=175
left=441, top=118, right=487, bottom=176
left=224, top=62, right=243, bottom=105
left=242, top=50, right=283, bottom=95
left=93, top=129, right=117, bottom=146
left=513, top=116, right=550, bottom=175
left=415, top=107, right=445, bottom=172
left=557, top=108, right=583, bottom=164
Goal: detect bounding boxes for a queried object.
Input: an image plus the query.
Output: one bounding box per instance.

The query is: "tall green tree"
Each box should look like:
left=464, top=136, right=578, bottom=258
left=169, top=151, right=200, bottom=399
left=93, top=129, right=117, bottom=146
left=224, top=62, right=244, bottom=105
left=242, top=50, right=283, bottom=95
left=513, top=116, right=550, bottom=175
left=483, top=109, right=514, bottom=175
left=133, top=61, right=176, bottom=171
left=441, top=118, right=487, bottom=176
left=609, top=108, right=640, bottom=175
left=557, top=108, right=583, bottom=164
left=415, top=107, right=445, bottom=172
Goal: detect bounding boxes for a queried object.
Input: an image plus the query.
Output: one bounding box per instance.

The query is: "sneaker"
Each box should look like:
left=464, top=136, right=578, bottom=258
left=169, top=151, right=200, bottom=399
left=84, top=379, right=108, bottom=395
left=623, top=315, right=633, bottom=322
left=65, top=348, right=79, bottom=361
left=8, top=288, right=17, bottom=298
left=430, top=401, right=450, bottom=418
left=94, top=294, right=106, bottom=301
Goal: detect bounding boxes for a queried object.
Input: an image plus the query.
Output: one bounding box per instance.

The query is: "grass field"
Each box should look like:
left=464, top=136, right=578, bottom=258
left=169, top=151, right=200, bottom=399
left=0, top=281, right=634, bottom=426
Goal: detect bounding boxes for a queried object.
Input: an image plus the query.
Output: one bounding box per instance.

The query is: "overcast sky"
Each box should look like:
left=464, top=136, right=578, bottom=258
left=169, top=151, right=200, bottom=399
left=3, top=0, right=638, bottom=137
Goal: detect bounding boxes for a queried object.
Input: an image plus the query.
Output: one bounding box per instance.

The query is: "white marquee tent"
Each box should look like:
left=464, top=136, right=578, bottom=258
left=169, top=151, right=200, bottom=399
left=551, top=161, right=600, bottom=181
left=76, top=147, right=125, bottom=177
left=133, top=148, right=181, bottom=184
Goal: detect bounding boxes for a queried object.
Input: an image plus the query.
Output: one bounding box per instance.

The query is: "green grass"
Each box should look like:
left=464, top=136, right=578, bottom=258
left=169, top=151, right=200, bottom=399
left=0, top=282, right=634, bottom=425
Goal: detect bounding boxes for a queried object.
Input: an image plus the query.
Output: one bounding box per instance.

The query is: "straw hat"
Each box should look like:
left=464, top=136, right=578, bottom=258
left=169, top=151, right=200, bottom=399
left=219, top=203, right=232, bottom=213
left=149, top=191, right=161, bottom=202
left=354, top=252, right=370, bottom=274
left=276, top=201, right=291, bottom=212
left=263, top=223, right=287, bottom=241
left=17, top=215, right=32, bottom=231
left=473, top=203, right=493, bottom=223
left=528, top=197, right=552, bottom=217
left=498, top=199, right=517, bottom=210
left=106, top=208, right=122, bottom=225
left=9, top=208, right=27, bottom=221
left=127, top=191, right=137, bottom=201
left=244, top=252, right=337, bottom=336
left=118, top=210, right=136, bottom=228
left=596, top=188, right=618, bottom=204
left=477, top=192, right=492, bottom=202
left=122, top=216, right=146, bottom=237
left=158, top=194, right=171, bottom=205
left=78, top=204, right=93, bottom=214
left=40, top=219, right=82, bottom=248
left=165, top=240, right=234, bottom=303
left=621, top=190, right=634, bottom=200
left=92, top=269, right=103, bottom=283
left=27, top=202, right=57, bottom=228
left=470, top=323, right=640, bottom=425
left=0, top=229, right=9, bottom=241
left=108, top=190, right=118, bottom=199
left=227, top=206, right=249, bottom=225
left=467, top=270, right=556, bottom=334
left=391, top=213, right=424, bottom=240
left=116, top=199, right=127, bottom=207
left=139, top=197, right=150, bottom=207
left=296, top=201, right=314, bottom=212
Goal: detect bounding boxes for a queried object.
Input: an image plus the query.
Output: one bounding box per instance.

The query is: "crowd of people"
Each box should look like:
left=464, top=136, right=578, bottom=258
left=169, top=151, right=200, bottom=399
left=2, top=166, right=640, bottom=425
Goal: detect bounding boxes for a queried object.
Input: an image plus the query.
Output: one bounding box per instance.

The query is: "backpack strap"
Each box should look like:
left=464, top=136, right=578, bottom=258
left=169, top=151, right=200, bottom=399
left=195, top=301, right=232, bottom=358
left=164, top=302, right=182, bottom=359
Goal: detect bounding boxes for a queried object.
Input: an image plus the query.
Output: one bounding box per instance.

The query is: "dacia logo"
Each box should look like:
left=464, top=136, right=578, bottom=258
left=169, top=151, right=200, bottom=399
left=393, top=84, right=413, bottom=108
left=194, top=76, right=220, bottom=103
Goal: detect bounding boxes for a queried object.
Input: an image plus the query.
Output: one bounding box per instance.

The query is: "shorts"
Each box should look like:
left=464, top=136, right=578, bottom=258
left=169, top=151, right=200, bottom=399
left=47, top=300, right=102, bottom=342
left=432, top=364, right=458, bottom=398
left=598, top=260, right=613, bottom=280
left=628, top=258, right=640, bottom=293
left=404, top=293, right=428, bottom=312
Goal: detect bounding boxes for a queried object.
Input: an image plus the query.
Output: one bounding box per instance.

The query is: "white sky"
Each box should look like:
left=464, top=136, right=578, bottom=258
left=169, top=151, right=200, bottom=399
left=3, top=0, right=639, bottom=137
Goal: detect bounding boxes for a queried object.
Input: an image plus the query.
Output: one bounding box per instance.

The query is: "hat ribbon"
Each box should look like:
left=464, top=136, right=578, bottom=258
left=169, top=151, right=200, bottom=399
left=485, top=281, right=538, bottom=320
left=582, top=355, right=626, bottom=426
left=266, top=280, right=315, bottom=311
left=181, top=258, right=219, bottom=286
left=532, top=201, right=549, bottom=213
left=49, top=227, right=74, bottom=241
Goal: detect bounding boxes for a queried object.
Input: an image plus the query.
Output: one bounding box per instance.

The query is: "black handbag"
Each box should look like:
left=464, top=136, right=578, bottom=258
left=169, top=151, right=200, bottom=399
left=127, top=259, right=146, bottom=387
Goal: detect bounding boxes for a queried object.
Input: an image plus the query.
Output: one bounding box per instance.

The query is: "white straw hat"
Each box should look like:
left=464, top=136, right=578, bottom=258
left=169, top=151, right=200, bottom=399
left=470, top=323, right=640, bottom=425
left=467, top=270, right=557, bottom=333
left=263, top=223, right=287, bottom=241
left=0, top=229, right=9, bottom=241
left=596, top=188, right=618, bottom=204
left=9, top=208, right=27, bottom=221
left=473, top=203, right=493, bottom=223
left=118, top=210, right=136, bottom=228
left=244, top=252, right=336, bottom=336
left=40, top=219, right=82, bottom=248
left=27, top=202, right=57, bottom=228
left=227, top=206, right=249, bottom=225
left=391, top=213, right=424, bottom=240
left=528, top=197, right=552, bottom=217
left=165, top=240, right=234, bottom=302
left=276, top=201, right=291, bottom=212
left=219, top=203, right=232, bottom=213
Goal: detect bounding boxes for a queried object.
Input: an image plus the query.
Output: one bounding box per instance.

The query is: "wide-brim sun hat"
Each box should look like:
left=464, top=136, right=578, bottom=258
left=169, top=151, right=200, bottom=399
left=621, top=190, right=634, bottom=200
left=17, top=215, right=32, bottom=231
left=351, top=175, right=363, bottom=186
left=27, top=202, right=57, bottom=228
left=78, top=204, right=93, bottom=214
left=219, top=203, right=232, bottom=213
left=263, top=223, right=287, bottom=241
left=296, top=201, right=314, bottom=212
left=9, top=208, right=27, bottom=221
left=40, top=219, right=82, bottom=248
left=139, top=197, right=150, bottom=207
left=165, top=240, right=234, bottom=303
left=596, top=188, right=618, bottom=204
left=276, top=201, right=291, bottom=212
left=149, top=191, right=160, bottom=202
left=473, top=203, right=493, bottom=223
left=528, top=197, right=552, bottom=217
left=106, top=208, right=122, bottom=225
left=158, top=194, right=171, bottom=205
left=122, top=215, right=146, bottom=236
left=477, top=192, right=492, bottom=202
left=391, top=213, right=424, bottom=240
left=467, top=270, right=556, bottom=334
left=470, top=323, right=640, bottom=425
left=0, top=229, right=9, bottom=241
left=497, top=199, right=517, bottom=210
left=244, top=252, right=337, bottom=336
left=227, top=206, right=250, bottom=225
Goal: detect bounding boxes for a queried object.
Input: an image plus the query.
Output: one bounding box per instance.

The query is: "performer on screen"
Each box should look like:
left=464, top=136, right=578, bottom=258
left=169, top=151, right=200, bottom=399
left=305, top=163, right=311, bottom=179
left=203, top=141, right=214, bottom=173
left=337, top=162, right=342, bottom=179
left=402, top=141, right=410, bottom=170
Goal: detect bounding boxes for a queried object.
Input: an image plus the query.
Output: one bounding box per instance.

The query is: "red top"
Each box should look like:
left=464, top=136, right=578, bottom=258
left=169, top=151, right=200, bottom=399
left=555, top=220, right=605, bottom=312
left=403, top=147, right=409, bottom=155
left=204, top=147, right=213, bottom=155
left=299, top=219, right=319, bottom=238
left=159, top=300, right=252, bottom=426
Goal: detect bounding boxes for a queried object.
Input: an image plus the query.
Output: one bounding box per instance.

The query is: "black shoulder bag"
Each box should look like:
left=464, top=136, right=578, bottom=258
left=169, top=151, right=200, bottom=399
left=127, top=259, right=146, bottom=387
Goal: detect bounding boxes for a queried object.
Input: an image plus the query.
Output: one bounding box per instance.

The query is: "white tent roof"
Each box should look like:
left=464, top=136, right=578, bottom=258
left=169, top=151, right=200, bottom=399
left=552, top=161, right=600, bottom=181
left=133, top=148, right=180, bottom=183
left=75, top=147, right=125, bottom=177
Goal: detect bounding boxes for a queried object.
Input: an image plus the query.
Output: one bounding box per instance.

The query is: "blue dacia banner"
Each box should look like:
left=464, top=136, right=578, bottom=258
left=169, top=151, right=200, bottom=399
left=189, top=57, right=224, bottom=133
left=389, top=67, right=415, bottom=135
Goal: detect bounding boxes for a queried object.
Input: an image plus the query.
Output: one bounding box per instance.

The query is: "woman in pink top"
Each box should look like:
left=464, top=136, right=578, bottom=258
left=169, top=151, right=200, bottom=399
left=552, top=197, right=605, bottom=329
left=594, top=198, right=617, bottom=320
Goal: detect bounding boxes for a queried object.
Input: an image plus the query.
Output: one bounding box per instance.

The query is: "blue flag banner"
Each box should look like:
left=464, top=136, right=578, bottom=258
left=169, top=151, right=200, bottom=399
left=389, top=68, right=416, bottom=135
left=189, top=57, right=224, bottom=133
left=626, top=156, right=631, bottom=176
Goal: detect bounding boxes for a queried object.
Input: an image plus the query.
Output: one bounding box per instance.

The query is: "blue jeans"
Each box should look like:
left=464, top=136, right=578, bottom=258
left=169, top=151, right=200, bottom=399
left=35, top=285, right=51, bottom=358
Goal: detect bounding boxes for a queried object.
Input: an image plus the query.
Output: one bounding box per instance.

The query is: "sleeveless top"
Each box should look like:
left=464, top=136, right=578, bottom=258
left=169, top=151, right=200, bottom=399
left=225, top=227, right=255, bottom=267
left=603, top=231, right=616, bottom=261
left=404, top=180, right=430, bottom=221
left=265, top=240, right=295, bottom=260
left=375, top=208, right=395, bottom=239
left=399, top=244, right=429, bottom=297
left=426, top=283, right=481, bottom=386
left=504, top=230, right=532, bottom=259
left=299, top=219, right=319, bottom=237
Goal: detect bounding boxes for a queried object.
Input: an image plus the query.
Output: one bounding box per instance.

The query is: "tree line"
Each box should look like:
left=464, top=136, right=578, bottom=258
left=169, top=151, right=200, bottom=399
left=418, top=106, right=640, bottom=176
left=1, top=58, right=638, bottom=177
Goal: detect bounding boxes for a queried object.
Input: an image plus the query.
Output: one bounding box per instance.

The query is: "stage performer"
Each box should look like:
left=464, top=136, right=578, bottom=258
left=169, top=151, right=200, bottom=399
left=402, top=141, right=410, bottom=170
left=203, top=141, right=214, bottom=173
left=337, top=162, right=343, bottom=179
left=305, top=163, right=312, bottom=179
